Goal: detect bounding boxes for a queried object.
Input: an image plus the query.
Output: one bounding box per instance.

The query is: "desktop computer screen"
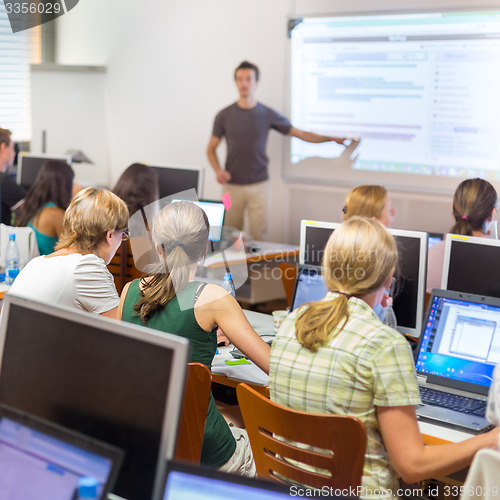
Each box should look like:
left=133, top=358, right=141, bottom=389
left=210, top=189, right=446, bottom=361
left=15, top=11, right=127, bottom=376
left=0, top=295, right=189, bottom=500
left=299, top=220, right=339, bottom=267
left=151, top=165, right=202, bottom=199
left=17, top=153, right=71, bottom=190
left=299, top=220, right=428, bottom=337
left=441, top=235, right=500, bottom=298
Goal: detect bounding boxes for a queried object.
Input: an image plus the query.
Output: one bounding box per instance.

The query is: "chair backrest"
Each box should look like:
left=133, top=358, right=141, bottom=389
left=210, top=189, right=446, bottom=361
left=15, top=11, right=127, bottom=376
left=237, top=383, right=366, bottom=490
left=279, top=262, right=297, bottom=309
left=174, top=362, right=212, bottom=464
left=0, top=224, right=40, bottom=269
left=462, top=448, right=500, bottom=499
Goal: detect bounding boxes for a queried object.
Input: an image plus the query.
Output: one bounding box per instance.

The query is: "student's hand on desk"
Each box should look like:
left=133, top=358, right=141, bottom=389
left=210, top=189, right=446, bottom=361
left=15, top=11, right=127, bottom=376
left=217, top=328, right=230, bottom=347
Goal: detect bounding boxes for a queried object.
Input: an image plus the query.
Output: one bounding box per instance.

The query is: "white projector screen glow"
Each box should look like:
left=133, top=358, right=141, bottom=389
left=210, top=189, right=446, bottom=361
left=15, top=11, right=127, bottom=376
left=290, top=10, right=500, bottom=179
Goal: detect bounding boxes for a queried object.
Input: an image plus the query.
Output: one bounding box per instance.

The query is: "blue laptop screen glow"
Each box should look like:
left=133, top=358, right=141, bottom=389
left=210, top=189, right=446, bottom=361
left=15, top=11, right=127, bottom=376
left=416, top=295, right=500, bottom=388
left=0, top=417, right=112, bottom=499
left=163, top=470, right=291, bottom=500
left=292, top=268, right=328, bottom=311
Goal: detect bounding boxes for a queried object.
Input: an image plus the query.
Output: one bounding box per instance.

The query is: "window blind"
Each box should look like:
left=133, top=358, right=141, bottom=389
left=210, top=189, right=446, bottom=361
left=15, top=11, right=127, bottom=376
left=0, top=3, right=32, bottom=141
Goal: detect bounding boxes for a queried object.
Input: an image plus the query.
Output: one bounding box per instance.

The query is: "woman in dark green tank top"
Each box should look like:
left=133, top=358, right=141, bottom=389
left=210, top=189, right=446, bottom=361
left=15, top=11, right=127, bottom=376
left=119, top=201, right=270, bottom=473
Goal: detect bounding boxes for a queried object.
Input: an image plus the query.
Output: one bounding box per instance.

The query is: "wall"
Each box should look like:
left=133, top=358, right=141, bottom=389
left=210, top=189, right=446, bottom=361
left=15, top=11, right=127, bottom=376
left=41, top=0, right=500, bottom=243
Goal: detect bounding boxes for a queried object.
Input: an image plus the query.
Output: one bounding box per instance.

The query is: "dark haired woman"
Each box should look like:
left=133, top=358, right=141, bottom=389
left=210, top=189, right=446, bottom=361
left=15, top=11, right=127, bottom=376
left=426, top=178, right=497, bottom=293
left=113, top=163, right=159, bottom=216
left=16, top=160, right=74, bottom=255
left=119, top=201, right=270, bottom=475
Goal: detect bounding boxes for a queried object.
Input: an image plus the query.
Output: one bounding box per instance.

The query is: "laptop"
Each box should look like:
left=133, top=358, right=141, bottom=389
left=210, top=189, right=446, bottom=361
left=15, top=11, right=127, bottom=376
left=0, top=405, right=123, bottom=500
left=161, top=460, right=354, bottom=499
left=290, top=264, right=328, bottom=312
left=415, top=289, right=499, bottom=433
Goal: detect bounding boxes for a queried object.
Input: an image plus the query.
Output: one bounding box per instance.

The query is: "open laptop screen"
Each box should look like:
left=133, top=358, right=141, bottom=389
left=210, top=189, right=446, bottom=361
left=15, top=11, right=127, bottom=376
left=0, top=406, right=122, bottom=500
left=162, top=461, right=297, bottom=500
left=291, top=266, right=328, bottom=311
left=416, top=293, right=500, bottom=391
left=172, top=199, right=225, bottom=242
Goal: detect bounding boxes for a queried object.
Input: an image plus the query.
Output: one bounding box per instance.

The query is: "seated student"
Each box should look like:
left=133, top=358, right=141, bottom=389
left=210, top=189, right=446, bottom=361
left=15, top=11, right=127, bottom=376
left=112, top=163, right=159, bottom=216
left=0, top=127, right=25, bottom=225
left=270, top=217, right=498, bottom=499
left=343, top=185, right=396, bottom=228
left=426, top=178, right=497, bottom=293
left=343, top=184, right=395, bottom=320
left=10, top=187, right=128, bottom=318
left=119, top=201, right=270, bottom=476
left=16, top=160, right=74, bottom=255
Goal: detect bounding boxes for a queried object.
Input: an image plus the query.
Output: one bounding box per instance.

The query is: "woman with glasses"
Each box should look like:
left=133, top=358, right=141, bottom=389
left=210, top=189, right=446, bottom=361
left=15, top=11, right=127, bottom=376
left=16, top=160, right=75, bottom=255
left=10, top=187, right=129, bottom=318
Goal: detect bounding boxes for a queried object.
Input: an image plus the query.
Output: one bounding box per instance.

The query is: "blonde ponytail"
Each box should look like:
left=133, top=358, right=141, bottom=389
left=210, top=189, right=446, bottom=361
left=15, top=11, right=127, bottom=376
left=295, top=217, right=397, bottom=351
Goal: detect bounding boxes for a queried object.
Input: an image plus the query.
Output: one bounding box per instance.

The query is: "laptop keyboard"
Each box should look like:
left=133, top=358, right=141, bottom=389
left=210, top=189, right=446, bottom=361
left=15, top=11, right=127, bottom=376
left=419, top=387, right=487, bottom=416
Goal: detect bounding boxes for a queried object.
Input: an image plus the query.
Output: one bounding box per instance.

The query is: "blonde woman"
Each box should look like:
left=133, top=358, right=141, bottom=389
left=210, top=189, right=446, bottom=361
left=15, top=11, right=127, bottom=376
left=119, top=201, right=270, bottom=475
left=343, top=185, right=396, bottom=228
left=10, top=187, right=129, bottom=318
left=270, top=217, right=498, bottom=499
left=426, top=178, right=497, bottom=293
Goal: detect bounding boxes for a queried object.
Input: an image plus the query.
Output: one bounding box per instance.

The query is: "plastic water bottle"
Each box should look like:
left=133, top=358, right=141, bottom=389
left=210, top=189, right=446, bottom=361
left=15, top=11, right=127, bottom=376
left=5, top=233, right=20, bottom=285
left=383, top=297, right=398, bottom=329
left=77, top=477, right=99, bottom=499
left=222, top=272, right=236, bottom=297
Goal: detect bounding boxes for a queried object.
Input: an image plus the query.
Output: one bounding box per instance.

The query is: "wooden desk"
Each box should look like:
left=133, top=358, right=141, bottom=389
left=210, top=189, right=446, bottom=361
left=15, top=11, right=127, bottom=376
left=204, top=241, right=299, bottom=305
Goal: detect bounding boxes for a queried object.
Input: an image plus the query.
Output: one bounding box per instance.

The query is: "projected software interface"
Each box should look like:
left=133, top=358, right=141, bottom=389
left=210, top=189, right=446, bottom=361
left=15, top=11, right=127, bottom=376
left=0, top=417, right=112, bottom=499
left=290, top=11, right=500, bottom=178
left=417, top=296, right=500, bottom=387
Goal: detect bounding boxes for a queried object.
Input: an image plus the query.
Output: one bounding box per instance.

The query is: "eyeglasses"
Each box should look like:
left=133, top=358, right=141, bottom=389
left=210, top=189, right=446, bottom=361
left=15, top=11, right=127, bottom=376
left=118, top=228, right=130, bottom=241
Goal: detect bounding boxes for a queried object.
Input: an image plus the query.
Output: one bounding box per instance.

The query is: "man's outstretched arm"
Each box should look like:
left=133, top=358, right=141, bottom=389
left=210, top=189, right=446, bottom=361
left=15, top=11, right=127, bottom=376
left=207, top=135, right=231, bottom=184
left=288, top=126, right=347, bottom=145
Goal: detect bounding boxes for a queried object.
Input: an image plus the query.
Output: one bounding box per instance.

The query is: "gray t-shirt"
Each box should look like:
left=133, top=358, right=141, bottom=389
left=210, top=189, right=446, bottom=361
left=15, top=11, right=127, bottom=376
left=212, top=102, right=292, bottom=185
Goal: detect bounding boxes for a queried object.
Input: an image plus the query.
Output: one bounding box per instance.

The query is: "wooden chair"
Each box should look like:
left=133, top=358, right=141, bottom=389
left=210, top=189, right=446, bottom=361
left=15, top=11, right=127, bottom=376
left=236, top=383, right=366, bottom=490
left=174, top=362, right=212, bottom=464
left=279, top=262, right=298, bottom=309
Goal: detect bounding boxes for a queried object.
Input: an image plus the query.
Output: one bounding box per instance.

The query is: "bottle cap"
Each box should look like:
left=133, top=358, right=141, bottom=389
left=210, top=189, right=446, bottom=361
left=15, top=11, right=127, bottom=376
left=78, top=477, right=99, bottom=498
left=0, top=273, right=5, bottom=282
left=8, top=233, right=15, bottom=241
left=7, top=269, right=19, bottom=279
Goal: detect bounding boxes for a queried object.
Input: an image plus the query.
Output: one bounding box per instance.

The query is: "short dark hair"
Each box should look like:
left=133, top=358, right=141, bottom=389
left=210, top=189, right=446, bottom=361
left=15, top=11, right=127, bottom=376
left=234, top=61, right=259, bottom=81
left=0, top=128, right=12, bottom=148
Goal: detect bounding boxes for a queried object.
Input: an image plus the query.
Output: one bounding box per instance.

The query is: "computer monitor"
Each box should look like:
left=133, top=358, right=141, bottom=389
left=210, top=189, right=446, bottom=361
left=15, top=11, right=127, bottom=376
left=17, top=153, right=71, bottom=190
left=441, top=234, right=500, bottom=298
left=0, top=404, right=123, bottom=499
left=151, top=165, right=203, bottom=199
left=299, top=220, right=340, bottom=266
left=299, top=220, right=428, bottom=337
left=0, top=295, right=189, bottom=500
left=171, top=199, right=225, bottom=242
left=161, top=461, right=303, bottom=500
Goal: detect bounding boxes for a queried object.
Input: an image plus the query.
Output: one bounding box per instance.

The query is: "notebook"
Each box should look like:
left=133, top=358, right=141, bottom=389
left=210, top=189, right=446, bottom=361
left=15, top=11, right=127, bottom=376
left=0, top=405, right=123, bottom=500
left=161, top=460, right=310, bottom=499
left=290, top=264, right=328, bottom=312
left=414, top=289, right=499, bottom=433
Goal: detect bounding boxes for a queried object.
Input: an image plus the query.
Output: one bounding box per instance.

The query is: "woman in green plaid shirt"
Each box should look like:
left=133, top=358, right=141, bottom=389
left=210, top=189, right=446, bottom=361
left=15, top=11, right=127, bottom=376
left=270, top=217, right=498, bottom=499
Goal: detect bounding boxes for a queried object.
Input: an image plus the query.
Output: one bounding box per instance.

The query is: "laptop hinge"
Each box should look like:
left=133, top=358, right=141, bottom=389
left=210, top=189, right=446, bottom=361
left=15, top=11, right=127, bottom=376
left=417, top=375, right=427, bottom=385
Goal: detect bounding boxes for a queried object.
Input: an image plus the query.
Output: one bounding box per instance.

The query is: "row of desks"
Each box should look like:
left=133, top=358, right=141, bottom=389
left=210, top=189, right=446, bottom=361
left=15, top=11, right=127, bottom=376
left=213, top=310, right=474, bottom=448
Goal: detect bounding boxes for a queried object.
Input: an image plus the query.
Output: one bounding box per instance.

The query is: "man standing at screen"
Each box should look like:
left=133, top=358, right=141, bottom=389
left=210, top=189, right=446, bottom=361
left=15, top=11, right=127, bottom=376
left=207, top=61, right=347, bottom=241
left=0, top=128, right=25, bottom=225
